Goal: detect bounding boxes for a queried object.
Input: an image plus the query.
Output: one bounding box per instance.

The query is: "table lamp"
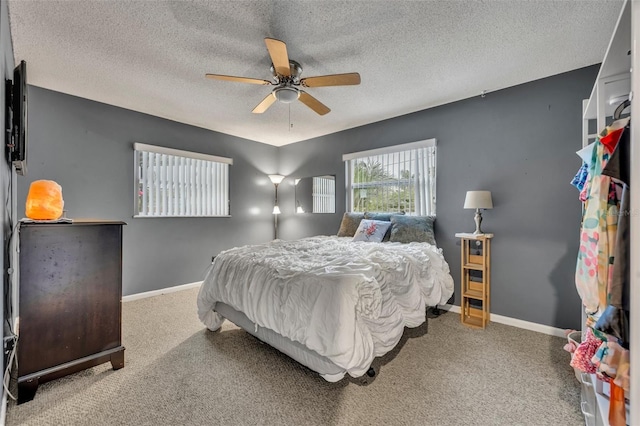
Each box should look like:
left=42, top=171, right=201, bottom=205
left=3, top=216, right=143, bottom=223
left=464, top=190, right=493, bottom=235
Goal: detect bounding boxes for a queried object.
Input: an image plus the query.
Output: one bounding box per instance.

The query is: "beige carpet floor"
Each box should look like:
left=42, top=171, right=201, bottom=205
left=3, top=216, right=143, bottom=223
left=6, top=287, right=582, bottom=425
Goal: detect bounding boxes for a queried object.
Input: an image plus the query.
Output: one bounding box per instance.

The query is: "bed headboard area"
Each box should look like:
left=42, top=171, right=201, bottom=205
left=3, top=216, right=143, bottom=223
left=336, top=212, right=436, bottom=245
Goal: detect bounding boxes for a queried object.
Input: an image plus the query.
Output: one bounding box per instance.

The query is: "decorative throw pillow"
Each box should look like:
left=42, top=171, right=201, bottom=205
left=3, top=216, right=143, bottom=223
left=364, top=212, right=406, bottom=241
left=389, top=215, right=436, bottom=245
left=336, top=212, right=365, bottom=237
left=352, top=219, right=392, bottom=243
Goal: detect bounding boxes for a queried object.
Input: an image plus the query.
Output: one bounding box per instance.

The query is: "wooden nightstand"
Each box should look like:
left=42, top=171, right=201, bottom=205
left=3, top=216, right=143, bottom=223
left=455, top=233, right=493, bottom=329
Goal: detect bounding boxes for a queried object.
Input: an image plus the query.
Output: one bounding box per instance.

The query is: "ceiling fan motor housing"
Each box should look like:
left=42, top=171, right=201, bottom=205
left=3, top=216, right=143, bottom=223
left=271, top=60, right=303, bottom=83
left=271, top=60, right=302, bottom=103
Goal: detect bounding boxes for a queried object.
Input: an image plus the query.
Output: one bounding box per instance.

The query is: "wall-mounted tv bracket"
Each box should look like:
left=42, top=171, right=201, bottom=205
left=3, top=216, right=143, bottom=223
left=5, top=78, right=14, bottom=156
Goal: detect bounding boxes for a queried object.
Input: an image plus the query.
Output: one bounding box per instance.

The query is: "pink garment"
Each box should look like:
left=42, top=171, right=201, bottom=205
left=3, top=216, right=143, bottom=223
left=570, top=329, right=601, bottom=373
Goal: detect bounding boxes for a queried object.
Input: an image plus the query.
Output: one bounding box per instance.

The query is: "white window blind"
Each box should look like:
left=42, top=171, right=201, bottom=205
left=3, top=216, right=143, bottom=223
left=134, top=143, right=232, bottom=217
left=343, top=139, right=436, bottom=216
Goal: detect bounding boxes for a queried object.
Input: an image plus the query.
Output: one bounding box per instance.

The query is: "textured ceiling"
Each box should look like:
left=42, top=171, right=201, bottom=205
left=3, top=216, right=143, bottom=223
left=8, top=0, right=623, bottom=147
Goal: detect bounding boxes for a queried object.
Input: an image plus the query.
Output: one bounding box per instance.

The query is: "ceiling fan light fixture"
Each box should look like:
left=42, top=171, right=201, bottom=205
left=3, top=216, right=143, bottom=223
left=274, top=87, right=299, bottom=103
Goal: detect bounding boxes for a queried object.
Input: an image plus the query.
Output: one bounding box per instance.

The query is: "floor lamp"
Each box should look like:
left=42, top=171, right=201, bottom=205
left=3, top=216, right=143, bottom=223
left=268, top=174, right=285, bottom=239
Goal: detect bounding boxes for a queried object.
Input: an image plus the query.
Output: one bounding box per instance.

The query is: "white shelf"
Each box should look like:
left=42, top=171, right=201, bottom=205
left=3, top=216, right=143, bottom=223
left=583, top=0, right=632, bottom=121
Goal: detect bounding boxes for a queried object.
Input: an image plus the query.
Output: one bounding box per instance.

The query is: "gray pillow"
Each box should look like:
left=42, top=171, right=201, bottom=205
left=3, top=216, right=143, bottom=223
left=336, top=212, right=365, bottom=237
left=389, top=215, right=436, bottom=245
left=364, top=212, right=405, bottom=241
left=363, top=211, right=405, bottom=221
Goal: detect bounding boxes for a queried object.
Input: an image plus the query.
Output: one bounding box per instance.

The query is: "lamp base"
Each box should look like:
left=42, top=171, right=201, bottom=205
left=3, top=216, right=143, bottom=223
left=473, top=209, right=484, bottom=235
left=274, top=213, right=279, bottom=240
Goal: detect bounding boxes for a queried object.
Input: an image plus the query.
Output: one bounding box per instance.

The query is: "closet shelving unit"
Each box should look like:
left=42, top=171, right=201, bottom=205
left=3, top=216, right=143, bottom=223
left=579, top=0, right=638, bottom=424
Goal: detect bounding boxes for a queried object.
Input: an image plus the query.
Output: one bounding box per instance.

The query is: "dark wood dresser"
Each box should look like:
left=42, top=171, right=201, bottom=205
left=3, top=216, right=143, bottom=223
left=17, top=220, right=126, bottom=403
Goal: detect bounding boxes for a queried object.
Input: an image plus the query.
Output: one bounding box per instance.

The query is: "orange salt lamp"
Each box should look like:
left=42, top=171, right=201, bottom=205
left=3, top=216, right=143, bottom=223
left=25, top=180, right=64, bottom=220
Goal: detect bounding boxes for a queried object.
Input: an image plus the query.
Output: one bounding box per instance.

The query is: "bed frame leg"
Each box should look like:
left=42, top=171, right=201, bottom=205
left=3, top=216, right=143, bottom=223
left=366, top=367, right=376, bottom=377
left=427, top=305, right=443, bottom=317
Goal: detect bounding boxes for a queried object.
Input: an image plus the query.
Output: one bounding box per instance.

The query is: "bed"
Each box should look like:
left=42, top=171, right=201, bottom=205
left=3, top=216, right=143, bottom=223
left=197, top=215, right=454, bottom=382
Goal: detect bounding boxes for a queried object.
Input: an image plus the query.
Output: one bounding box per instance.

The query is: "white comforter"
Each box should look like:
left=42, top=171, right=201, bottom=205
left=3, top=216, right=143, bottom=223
left=197, top=236, right=454, bottom=378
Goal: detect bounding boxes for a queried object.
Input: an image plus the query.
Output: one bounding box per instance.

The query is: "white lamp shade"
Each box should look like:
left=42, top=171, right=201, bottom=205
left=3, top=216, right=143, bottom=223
left=296, top=206, right=305, bottom=213
left=272, top=205, right=281, bottom=215
left=268, top=174, right=285, bottom=184
left=464, top=191, right=493, bottom=209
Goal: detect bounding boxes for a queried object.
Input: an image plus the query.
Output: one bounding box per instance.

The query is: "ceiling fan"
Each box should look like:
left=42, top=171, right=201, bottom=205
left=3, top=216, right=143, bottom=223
left=205, top=38, right=361, bottom=116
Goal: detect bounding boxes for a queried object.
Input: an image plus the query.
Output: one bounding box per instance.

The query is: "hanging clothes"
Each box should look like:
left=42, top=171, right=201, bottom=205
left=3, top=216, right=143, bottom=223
left=577, top=141, right=597, bottom=163
left=572, top=118, right=631, bottom=426
left=570, top=162, right=589, bottom=192
left=575, top=142, right=596, bottom=202
left=595, top=122, right=630, bottom=348
left=571, top=95, right=631, bottom=426
left=575, top=132, right=617, bottom=314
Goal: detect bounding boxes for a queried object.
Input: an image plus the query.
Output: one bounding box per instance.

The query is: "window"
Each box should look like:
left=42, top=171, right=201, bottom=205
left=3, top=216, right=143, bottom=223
left=343, top=139, right=436, bottom=215
left=134, top=143, right=232, bottom=217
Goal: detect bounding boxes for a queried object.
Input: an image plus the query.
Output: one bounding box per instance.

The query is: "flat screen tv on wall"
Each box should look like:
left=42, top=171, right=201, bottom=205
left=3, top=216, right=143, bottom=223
left=5, top=60, right=27, bottom=176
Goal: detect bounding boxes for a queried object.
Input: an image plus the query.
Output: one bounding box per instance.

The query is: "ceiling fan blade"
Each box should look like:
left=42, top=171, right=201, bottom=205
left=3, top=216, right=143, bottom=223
left=252, top=93, right=277, bottom=114
left=300, top=73, right=361, bottom=88
left=264, top=38, right=291, bottom=77
left=298, top=91, right=330, bottom=115
left=206, top=74, right=272, bottom=85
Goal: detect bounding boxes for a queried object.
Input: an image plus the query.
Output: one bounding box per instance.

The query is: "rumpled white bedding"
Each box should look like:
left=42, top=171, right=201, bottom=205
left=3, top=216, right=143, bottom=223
left=197, top=236, right=454, bottom=379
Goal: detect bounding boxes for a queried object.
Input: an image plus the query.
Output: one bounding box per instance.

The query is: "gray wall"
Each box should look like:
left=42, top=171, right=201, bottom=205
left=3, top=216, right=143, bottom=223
left=17, top=87, right=279, bottom=296
left=279, top=65, right=599, bottom=330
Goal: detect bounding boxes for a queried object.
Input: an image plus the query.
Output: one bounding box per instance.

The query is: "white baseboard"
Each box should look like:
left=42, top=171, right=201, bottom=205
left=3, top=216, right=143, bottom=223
left=439, top=304, right=566, bottom=338
left=122, top=281, right=203, bottom=302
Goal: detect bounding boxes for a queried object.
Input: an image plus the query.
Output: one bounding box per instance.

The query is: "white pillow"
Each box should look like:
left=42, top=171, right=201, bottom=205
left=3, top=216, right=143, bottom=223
left=352, top=219, right=392, bottom=242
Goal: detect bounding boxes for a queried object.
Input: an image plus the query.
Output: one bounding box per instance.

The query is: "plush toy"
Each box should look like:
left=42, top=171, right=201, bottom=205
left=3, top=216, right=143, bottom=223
left=25, top=180, right=64, bottom=220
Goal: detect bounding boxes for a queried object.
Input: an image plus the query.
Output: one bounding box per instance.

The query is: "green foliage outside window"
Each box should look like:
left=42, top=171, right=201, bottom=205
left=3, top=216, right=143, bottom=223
left=352, top=160, right=415, bottom=213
